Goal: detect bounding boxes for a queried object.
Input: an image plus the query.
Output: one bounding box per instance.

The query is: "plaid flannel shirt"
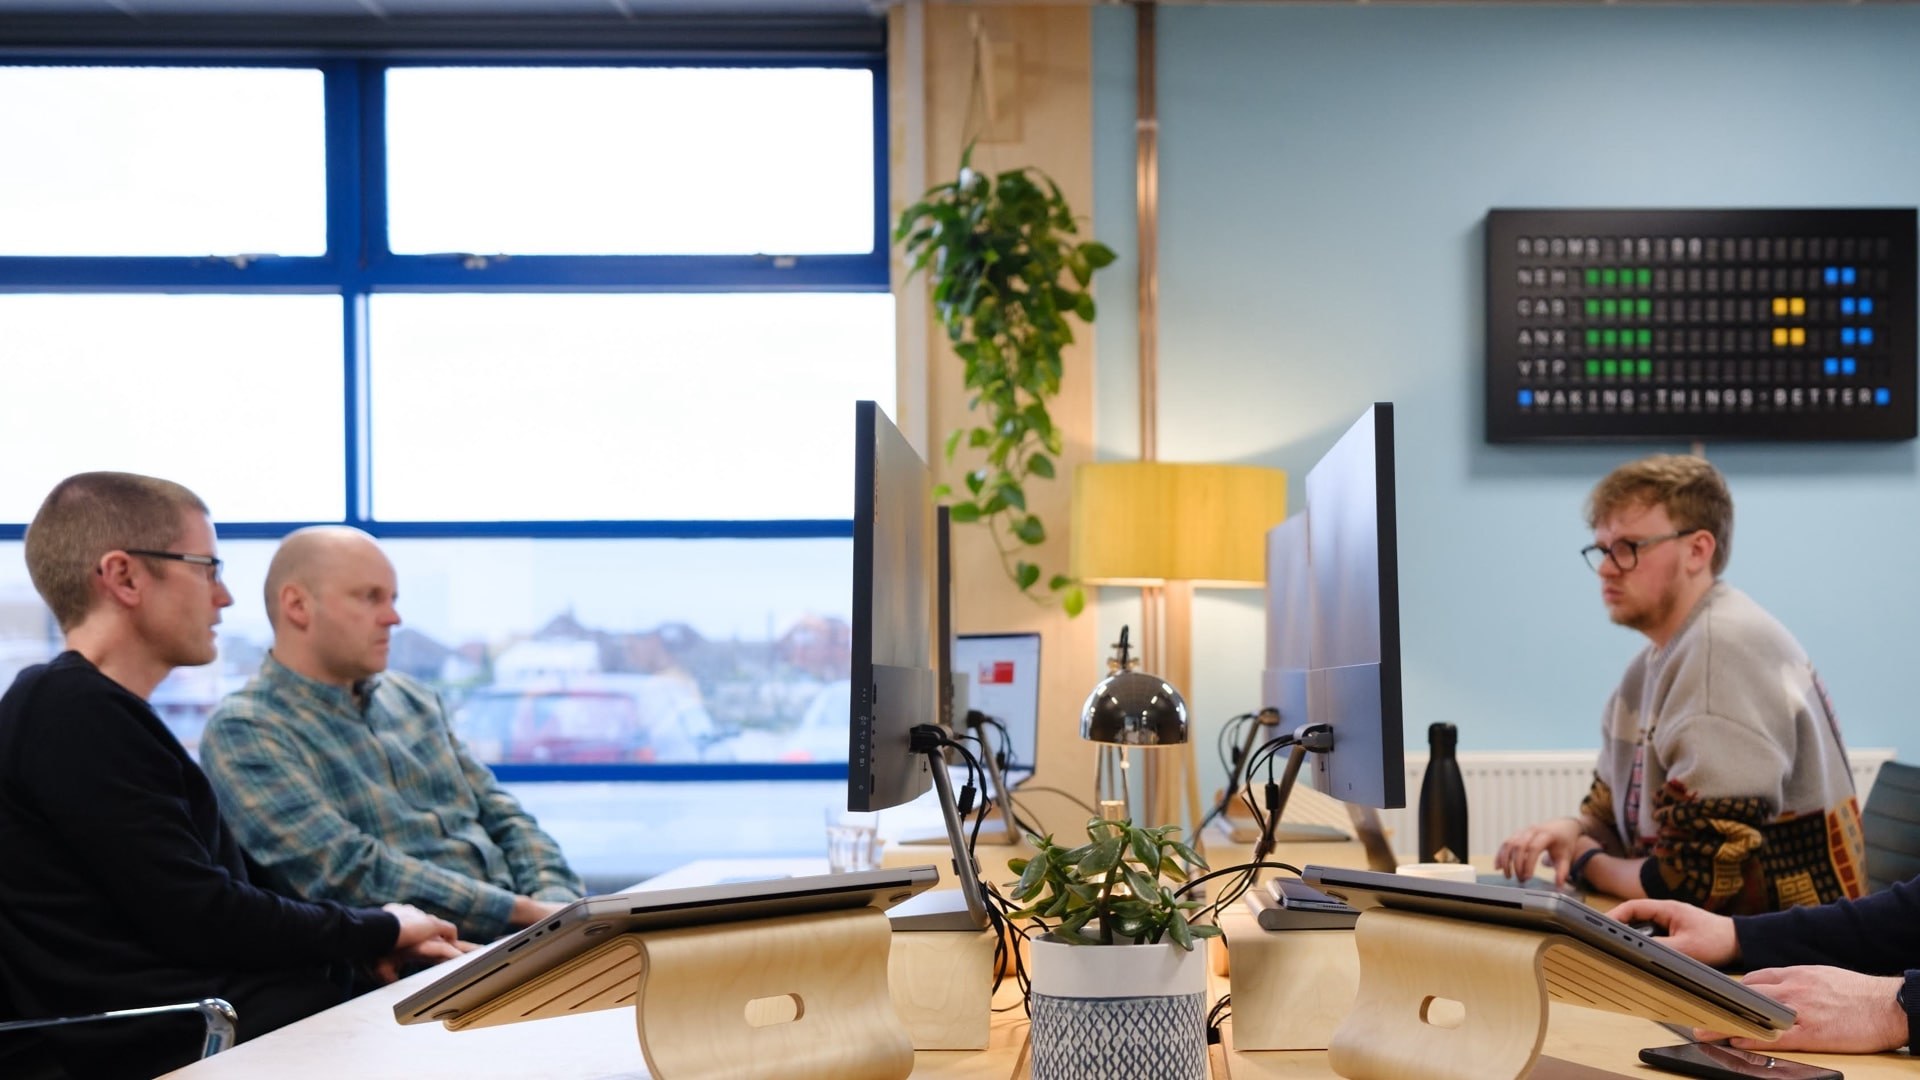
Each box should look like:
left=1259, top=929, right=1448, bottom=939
left=201, top=655, right=583, bottom=942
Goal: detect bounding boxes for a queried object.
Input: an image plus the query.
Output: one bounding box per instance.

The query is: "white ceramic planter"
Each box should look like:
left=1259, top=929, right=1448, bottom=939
left=1028, top=933, right=1209, bottom=1080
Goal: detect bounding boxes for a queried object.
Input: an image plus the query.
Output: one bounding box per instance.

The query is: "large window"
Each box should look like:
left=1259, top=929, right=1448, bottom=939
left=0, top=57, right=890, bottom=781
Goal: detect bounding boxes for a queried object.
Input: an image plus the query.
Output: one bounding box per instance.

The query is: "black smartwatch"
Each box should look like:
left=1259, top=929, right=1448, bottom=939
left=1567, top=846, right=1603, bottom=892
left=1899, top=970, right=1920, bottom=1055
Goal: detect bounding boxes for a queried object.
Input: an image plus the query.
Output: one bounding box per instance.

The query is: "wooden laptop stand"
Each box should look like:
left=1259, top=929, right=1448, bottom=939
left=1329, top=909, right=1777, bottom=1080
left=440, top=906, right=913, bottom=1080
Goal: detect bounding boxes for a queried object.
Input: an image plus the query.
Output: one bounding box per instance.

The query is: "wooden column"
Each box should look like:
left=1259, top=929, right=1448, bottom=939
left=890, top=4, right=1101, bottom=831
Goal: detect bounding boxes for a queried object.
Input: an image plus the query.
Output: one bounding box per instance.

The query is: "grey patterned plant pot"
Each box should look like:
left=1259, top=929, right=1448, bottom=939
left=1028, top=933, right=1209, bottom=1080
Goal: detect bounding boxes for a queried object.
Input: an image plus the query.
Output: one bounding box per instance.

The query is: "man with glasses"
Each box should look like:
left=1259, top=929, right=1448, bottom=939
left=0, top=473, right=469, bottom=1079
left=199, top=526, right=583, bottom=944
left=1495, top=454, right=1863, bottom=914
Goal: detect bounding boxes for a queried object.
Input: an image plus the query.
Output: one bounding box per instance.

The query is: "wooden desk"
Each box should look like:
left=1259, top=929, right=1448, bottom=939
left=158, top=947, right=1908, bottom=1080
left=159, top=847, right=1912, bottom=1079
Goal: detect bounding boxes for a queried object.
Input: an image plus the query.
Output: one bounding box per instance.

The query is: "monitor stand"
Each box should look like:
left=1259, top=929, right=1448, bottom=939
left=897, top=715, right=1024, bottom=847
left=894, top=734, right=1029, bottom=845
left=888, top=732, right=992, bottom=932
left=1247, top=724, right=1336, bottom=863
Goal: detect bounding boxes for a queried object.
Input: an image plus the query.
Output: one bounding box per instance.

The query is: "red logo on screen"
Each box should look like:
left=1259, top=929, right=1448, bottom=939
left=976, top=661, right=1016, bottom=685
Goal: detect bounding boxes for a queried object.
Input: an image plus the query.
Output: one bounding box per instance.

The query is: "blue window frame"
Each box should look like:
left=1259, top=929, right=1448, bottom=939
left=0, top=53, right=888, bottom=782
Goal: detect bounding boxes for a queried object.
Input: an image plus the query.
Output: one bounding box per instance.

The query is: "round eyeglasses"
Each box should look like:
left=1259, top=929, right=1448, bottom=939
left=1579, top=529, right=1701, bottom=573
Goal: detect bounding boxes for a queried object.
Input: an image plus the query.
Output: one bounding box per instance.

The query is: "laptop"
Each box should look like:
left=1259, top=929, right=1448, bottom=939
left=1249, top=877, right=1361, bottom=930
left=393, top=866, right=939, bottom=1029
left=1300, top=865, right=1795, bottom=1033
left=1476, top=871, right=1576, bottom=894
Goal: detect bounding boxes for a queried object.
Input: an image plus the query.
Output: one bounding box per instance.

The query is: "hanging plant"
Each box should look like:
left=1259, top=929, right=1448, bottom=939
left=895, top=146, right=1115, bottom=617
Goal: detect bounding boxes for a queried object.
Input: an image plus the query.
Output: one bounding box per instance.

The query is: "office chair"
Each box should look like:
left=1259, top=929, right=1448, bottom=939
left=0, top=998, right=237, bottom=1079
left=1862, top=760, right=1920, bottom=894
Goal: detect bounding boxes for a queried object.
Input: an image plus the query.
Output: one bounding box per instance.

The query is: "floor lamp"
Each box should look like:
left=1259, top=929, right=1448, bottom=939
left=1069, top=461, right=1287, bottom=836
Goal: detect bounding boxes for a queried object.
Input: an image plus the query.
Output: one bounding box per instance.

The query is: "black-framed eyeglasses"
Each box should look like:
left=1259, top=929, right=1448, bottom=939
left=124, top=549, right=224, bottom=585
left=1580, top=529, right=1701, bottom=573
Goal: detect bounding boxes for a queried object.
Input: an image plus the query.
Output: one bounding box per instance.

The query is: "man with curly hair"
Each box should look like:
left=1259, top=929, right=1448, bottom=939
left=1496, top=454, right=1863, bottom=914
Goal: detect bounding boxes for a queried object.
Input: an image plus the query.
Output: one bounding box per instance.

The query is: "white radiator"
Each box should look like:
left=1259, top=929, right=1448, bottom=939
left=1375, top=747, right=1896, bottom=861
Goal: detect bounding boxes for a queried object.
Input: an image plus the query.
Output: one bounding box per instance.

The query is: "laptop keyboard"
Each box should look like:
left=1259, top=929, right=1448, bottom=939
left=1477, top=872, right=1578, bottom=896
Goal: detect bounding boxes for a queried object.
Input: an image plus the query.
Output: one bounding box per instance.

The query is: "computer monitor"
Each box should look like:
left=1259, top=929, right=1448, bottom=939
left=896, top=511, right=1030, bottom=849
left=847, top=400, right=937, bottom=813
left=1261, top=401, right=1406, bottom=810
left=847, top=400, right=989, bottom=929
left=952, top=632, right=1041, bottom=781
left=936, top=506, right=957, bottom=736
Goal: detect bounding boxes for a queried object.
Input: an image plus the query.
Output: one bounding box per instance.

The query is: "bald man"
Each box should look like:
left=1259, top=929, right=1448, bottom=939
left=200, top=527, right=583, bottom=943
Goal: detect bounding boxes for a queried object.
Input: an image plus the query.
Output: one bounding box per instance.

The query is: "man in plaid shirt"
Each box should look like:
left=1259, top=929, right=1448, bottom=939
left=200, top=527, right=584, bottom=943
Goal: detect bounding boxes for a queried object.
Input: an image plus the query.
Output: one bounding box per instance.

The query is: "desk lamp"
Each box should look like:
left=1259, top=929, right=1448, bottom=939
left=1070, top=461, right=1287, bottom=832
left=1080, top=626, right=1186, bottom=821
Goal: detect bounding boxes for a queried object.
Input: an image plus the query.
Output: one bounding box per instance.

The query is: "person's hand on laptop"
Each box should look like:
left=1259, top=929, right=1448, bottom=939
left=509, top=895, right=568, bottom=929
left=1608, top=898, right=1739, bottom=967
left=1694, top=966, right=1907, bottom=1054
left=1609, top=902, right=1910, bottom=1052
left=1494, top=816, right=1587, bottom=886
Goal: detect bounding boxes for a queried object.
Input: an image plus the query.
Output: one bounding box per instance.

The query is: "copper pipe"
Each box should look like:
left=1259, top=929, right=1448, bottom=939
left=1135, top=0, right=1159, bottom=463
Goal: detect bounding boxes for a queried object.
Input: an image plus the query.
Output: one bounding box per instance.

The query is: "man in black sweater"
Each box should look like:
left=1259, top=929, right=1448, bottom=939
left=1612, top=884, right=1920, bottom=1054
left=0, top=473, right=468, bottom=1079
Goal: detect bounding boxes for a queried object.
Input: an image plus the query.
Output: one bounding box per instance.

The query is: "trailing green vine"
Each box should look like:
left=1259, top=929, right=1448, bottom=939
left=895, top=147, right=1115, bottom=617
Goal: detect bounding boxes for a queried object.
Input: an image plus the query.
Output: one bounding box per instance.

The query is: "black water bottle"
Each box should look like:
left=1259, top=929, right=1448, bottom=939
left=1418, top=722, right=1469, bottom=864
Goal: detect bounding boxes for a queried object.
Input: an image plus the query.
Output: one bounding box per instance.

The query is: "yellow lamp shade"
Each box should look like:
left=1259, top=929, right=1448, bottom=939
left=1069, top=462, right=1288, bottom=587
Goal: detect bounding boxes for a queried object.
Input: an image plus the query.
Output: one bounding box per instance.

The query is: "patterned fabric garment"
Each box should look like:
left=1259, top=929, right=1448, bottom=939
left=1581, top=582, right=1865, bottom=915
left=1582, top=776, right=1863, bottom=913
left=200, top=655, right=583, bottom=941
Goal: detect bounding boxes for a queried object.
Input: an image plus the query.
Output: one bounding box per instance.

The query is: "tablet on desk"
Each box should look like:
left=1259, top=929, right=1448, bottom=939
left=1300, top=865, right=1795, bottom=1034
left=393, top=865, right=940, bottom=1028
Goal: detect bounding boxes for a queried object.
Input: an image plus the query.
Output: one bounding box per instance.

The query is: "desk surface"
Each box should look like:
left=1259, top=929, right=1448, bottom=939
left=160, top=844, right=1911, bottom=1080
left=157, top=961, right=1907, bottom=1080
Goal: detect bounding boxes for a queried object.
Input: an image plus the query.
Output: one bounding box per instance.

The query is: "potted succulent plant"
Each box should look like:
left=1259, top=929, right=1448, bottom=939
left=894, top=147, right=1115, bottom=617
left=1009, top=817, right=1219, bottom=1080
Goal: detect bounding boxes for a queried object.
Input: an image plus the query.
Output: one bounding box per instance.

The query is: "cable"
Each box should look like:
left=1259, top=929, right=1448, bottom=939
left=1246, top=725, right=1332, bottom=865
left=1173, top=859, right=1306, bottom=931
left=1013, top=785, right=1098, bottom=817
left=938, top=732, right=992, bottom=854
left=1004, top=792, right=1048, bottom=840
left=1228, top=734, right=1294, bottom=851
left=976, top=713, right=1017, bottom=772
left=1205, top=992, right=1233, bottom=1045
left=1216, top=712, right=1253, bottom=778
left=969, top=719, right=1042, bottom=837
left=1197, top=712, right=1258, bottom=834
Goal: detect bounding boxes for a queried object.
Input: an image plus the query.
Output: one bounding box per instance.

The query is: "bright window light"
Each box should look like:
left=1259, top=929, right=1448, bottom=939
left=0, top=295, right=344, bottom=522
left=0, top=66, right=325, bottom=257
left=369, top=293, right=894, bottom=521
left=385, top=66, right=875, bottom=255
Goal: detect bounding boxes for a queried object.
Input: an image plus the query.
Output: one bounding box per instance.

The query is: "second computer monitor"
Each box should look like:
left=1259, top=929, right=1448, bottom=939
left=952, top=632, right=1041, bottom=782
left=1261, top=402, right=1405, bottom=810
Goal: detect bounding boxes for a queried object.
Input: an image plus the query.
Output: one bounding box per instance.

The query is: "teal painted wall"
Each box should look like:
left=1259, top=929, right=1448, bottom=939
left=1089, top=5, right=1918, bottom=803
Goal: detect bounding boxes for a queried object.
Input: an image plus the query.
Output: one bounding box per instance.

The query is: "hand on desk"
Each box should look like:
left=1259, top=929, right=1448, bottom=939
left=375, top=903, right=477, bottom=985
left=1608, top=898, right=1738, bottom=967
left=1699, top=966, right=1906, bottom=1054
